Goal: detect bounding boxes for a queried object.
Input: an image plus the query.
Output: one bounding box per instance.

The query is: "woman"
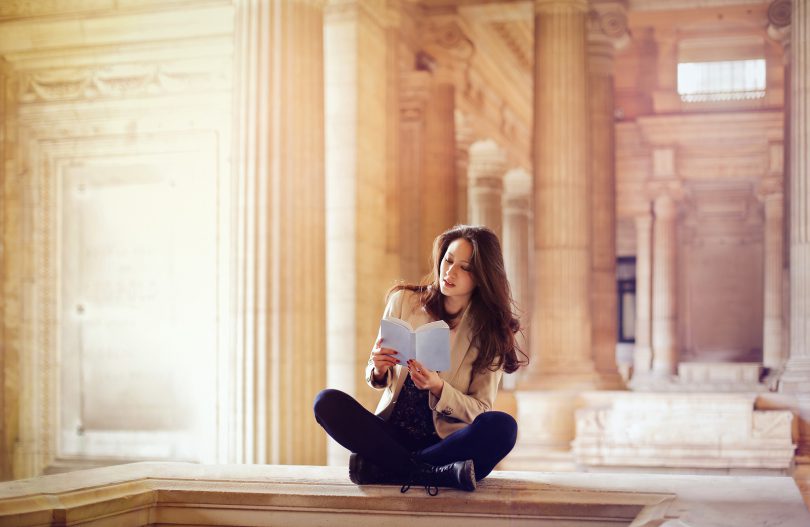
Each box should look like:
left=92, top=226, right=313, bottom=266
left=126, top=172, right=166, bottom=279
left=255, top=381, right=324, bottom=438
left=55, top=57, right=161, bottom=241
left=314, top=225, right=527, bottom=495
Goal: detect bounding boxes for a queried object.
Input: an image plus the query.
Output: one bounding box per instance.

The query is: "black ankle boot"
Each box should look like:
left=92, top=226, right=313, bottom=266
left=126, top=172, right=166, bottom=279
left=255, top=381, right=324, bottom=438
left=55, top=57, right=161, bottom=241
left=400, top=458, right=476, bottom=496
left=348, top=453, right=403, bottom=485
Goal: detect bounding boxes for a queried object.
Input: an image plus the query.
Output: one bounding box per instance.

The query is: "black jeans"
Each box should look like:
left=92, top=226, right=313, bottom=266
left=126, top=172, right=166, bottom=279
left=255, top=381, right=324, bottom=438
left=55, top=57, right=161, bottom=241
left=313, top=388, right=517, bottom=480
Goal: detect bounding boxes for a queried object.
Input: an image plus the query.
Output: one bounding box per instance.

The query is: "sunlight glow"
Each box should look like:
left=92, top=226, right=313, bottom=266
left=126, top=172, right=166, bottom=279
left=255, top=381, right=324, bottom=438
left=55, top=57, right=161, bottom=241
left=677, top=59, right=766, bottom=102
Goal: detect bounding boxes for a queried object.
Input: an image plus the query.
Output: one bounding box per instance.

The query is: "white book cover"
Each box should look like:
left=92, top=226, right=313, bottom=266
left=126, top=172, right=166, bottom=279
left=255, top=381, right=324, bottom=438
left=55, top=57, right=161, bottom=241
left=379, top=317, right=451, bottom=372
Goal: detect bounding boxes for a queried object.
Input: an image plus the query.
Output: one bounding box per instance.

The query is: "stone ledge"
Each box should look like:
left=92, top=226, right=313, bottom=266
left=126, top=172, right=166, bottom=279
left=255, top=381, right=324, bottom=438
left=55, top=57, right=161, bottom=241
left=0, top=462, right=808, bottom=527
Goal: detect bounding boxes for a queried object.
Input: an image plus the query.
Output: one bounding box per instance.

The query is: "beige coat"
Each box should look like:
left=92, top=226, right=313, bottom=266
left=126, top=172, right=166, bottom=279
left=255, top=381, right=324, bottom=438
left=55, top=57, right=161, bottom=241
left=364, top=289, right=503, bottom=438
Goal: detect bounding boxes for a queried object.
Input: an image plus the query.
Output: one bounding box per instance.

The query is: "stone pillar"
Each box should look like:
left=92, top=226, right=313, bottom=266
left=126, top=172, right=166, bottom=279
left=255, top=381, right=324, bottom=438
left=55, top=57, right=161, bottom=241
left=503, top=169, right=532, bottom=391
left=633, top=213, right=653, bottom=378
left=455, top=111, right=476, bottom=225
left=503, top=168, right=533, bottom=322
left=588, top=1, right=627, bottom=389
left=525, top=0, right=598, bottom=389
left=651, top=194, right=678, bottom=377
left=761, top=169, right=785, bottom=371
left=781, top=0, right=810, bottom=460
left=782, top=0, right=810, bottom=389
left=233, top=0, right=326, bottom=465
left=468, top=139, right=506, bottom=239
left=399, top=71, right=457, bottom=281
left=325, top=0, right=395, bottom=463
left=421, top=80, right=458, bottom=264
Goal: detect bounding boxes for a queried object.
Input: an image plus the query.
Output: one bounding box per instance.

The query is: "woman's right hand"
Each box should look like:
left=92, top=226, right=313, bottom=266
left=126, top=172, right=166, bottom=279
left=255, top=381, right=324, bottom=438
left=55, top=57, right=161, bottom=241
left=371, top=337, right=399, bottom=380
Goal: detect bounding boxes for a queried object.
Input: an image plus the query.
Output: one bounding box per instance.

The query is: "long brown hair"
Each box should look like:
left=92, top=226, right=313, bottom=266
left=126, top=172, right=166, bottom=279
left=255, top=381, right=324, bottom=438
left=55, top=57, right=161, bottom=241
left=389, top=225, right=528, bottom=374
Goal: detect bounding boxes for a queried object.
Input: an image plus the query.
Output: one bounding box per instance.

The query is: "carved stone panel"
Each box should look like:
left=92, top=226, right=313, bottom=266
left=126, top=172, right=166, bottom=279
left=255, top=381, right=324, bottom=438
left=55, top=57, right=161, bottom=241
left=58, top=145, right=218, bottom=462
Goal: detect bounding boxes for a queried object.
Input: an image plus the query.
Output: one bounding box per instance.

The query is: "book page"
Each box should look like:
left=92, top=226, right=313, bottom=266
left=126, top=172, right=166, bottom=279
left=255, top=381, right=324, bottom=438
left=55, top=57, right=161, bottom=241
left=415, top=325, right=451, bottom=372
left=380, top=318, right=415, bottom=364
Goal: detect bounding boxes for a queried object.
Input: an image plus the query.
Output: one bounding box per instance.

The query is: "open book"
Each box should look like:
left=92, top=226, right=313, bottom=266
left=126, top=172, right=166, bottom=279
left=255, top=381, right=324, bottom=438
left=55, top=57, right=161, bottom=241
left=379, top=317, right=451, bottom=372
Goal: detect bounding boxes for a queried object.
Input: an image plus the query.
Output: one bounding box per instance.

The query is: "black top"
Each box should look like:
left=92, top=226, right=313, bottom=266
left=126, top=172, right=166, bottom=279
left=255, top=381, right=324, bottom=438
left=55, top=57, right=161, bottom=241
left=388, top=373, right=440, bottom=446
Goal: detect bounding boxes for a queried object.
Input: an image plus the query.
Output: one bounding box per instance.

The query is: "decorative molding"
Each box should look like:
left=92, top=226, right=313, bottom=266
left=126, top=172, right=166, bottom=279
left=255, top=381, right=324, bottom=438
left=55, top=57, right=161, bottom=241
left=629, top=0, right=766, bottom=11
left=0, top=0, right=233, bottom=20
left=767, top=0, right=791, bottom=28
left=18, top=63, right=229, bottom=103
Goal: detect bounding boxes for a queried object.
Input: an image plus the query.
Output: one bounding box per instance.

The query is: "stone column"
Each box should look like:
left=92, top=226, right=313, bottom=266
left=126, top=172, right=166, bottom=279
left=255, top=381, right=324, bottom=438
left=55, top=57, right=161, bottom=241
left=588, top=2, right=627, bottom=389
left=325, top=0, right=395, bottom=463
left=761, top=169, right=785, bottom=371
left=633, top=213, right=653, bottom=378
left=651, top=194, right=678, bottom=377
left=525, top=0, right=598, bottom=389
left=468, top=139, right=506, bottom=239
left=455, top=111, right=476, bottom=224
left=421, top=79, right=458, bottom=264
left=233, top=0, right=326, bottom=465
left=501, top=168, right=532, bottom=393
left=503, top=168, right=533, bottom=323
left=781, top=2, right=810, bottom=462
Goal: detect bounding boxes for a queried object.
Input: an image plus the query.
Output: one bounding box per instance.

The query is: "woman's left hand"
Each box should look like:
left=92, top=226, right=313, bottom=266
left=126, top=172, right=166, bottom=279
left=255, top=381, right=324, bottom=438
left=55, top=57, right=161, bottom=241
left=408, top=359, right=444, bottom=398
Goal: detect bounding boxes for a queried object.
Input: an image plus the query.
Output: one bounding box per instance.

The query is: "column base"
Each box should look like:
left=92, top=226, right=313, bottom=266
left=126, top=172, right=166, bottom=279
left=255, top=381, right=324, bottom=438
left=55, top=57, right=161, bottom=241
left=779, top=358, right=810, bottom=393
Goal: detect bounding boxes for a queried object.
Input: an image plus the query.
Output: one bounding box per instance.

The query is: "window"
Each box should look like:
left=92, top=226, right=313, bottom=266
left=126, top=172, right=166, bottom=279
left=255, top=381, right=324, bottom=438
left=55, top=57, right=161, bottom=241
left=677, top=59, right=766, bottom=103
left=617, top=257, right=636, bottom=344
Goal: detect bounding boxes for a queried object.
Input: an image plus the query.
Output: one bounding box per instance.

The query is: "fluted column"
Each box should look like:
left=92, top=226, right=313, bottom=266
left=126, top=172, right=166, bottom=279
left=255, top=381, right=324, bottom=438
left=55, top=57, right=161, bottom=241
left=233, top=0, right=326, bottom=465
left=325, top=0, right=397, bottom=464
left=633, top=213, right=653, bottom=379
left=761, top=169, right=785, bottom=371
left=455, top=111, right=476, bottom=224
left=421, top=81, right=458, bottom=264
left=525, top=0, right=598, bottom=389
left=504, top=169, right=533, bottom=322
left=782, top=0, right=810, bottom=391
left=503, top=169, right=533, bottom=389
left=468, top=139, right=506, bottom=239
left=588, top=2, right=627, bottom=389
left=651, top=194, right=678, bottom=377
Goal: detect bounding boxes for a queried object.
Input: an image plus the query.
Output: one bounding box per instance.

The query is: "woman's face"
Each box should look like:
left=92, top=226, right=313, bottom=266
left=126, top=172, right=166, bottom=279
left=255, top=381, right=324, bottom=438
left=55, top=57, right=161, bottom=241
left=439, top=237, right=476, bottom=304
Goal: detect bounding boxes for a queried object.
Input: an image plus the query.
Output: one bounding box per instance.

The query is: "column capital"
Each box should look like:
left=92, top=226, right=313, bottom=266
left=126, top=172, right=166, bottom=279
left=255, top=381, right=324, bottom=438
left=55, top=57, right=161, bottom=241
left=420, top=19, right=475, bottom=85
left=645, top=179, right=683, bottom=212
left=587, top=2, right=630, bottom=51
left=468, top=139, right=507, bottom=184
left=504, top=167, right=532, bottom=198
left=534, top=0, right=588, bottom=15
left=767, top=0, right=792, bottom=51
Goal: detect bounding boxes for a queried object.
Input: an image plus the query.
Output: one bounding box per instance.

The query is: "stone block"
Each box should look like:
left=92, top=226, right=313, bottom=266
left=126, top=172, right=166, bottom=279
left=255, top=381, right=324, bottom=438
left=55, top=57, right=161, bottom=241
left=573, top=393, right=796, bottom=471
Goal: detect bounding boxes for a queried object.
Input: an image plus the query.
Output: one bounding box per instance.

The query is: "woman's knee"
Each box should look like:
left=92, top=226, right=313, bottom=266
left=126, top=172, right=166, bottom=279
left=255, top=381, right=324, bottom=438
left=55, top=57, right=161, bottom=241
left=474, top=411, right=518, bottom=446
left=313, top=388, right=350, bottom=418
